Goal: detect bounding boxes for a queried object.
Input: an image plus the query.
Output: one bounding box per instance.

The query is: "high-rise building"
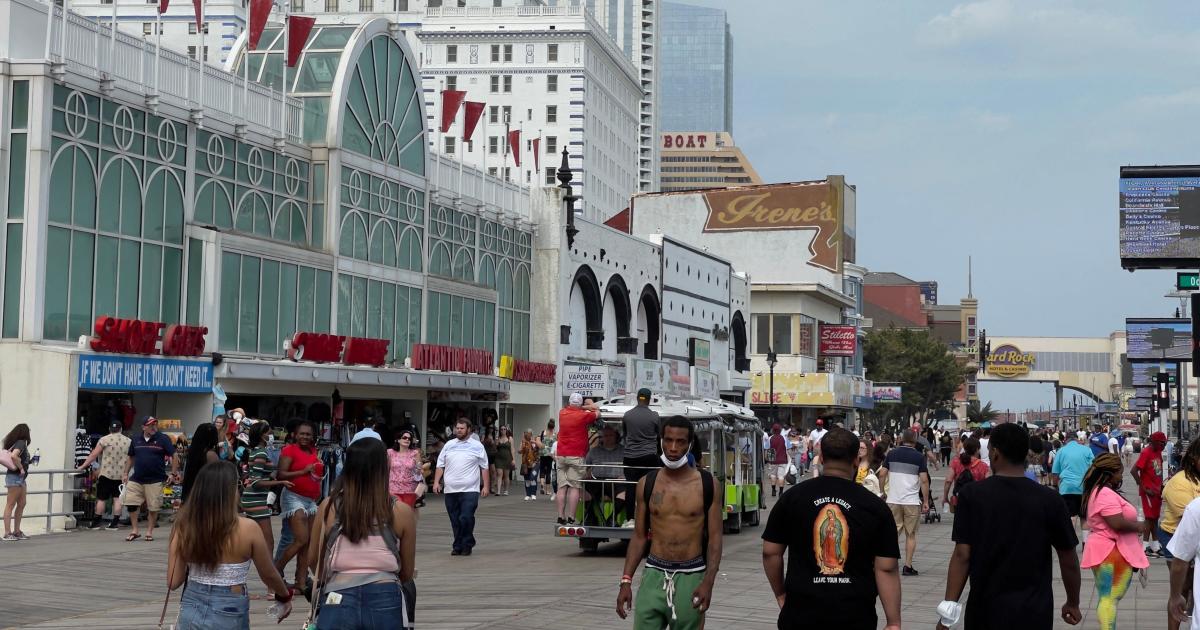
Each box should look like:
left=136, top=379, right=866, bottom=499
left=420, top=4, right=643, bottom=222
left=659, top=1, right=732, bottom=134
left=658, top=132, right=760, bottom=192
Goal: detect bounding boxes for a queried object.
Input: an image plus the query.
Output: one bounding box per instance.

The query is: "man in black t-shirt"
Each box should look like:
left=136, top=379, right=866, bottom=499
left=937, top=423, right=1081, bottom=630
left=762, top=428, right=901, bottom=630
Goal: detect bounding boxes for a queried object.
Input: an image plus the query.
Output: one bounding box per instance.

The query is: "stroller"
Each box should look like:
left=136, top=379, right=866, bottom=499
left=922, top=488, right=942, bottom=524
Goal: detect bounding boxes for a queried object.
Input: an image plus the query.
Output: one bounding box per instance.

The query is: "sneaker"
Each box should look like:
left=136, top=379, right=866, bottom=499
left=450, top=549, right=462, bottom=556
left=14, top=531, right=28, bottom=540
left=531, top=495, right=537, bottom=501
left=88, top=519, right=103, bottom=530
left=502, top=491, right=509, bottom=496
left=1, top=534, right=16, bottom=542
left=901, top=566, right=919, bottom=576
left=557, top=517, right=567, bottom=525
left=106, top=520, right=120, bottom=530
left=523, top=496, right=531, bottom=501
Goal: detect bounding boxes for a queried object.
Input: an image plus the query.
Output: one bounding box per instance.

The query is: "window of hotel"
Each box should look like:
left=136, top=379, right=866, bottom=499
left=188, top=22, right=209, bottom=35
left=445, top=75, right=457, bottom=91
left=502, top=44, right=512, bottom=62
left=546, top=105, right=557, bottom=123
left=324, top=0, right=336, bottom=11
left=546, top=136, right=557, bottom=154
left=502, top=105, right=511, bottom=123
left=489, top=105, right=499, bottom=124
left=547, top=44, right=558, bottom=62
left=443, top=136, right=455, bottom=154
left=490, top=45, right=500, bottom=62
left=502, top=75, right=512, bottom=92
left=291, top=0, right=303, bottom=11
left=547, top=75, right=558, bottom=92
left=446, top=44, right=457, bottom=63
left=489, top=75, right=499, bottom=93
left=488, top=136, right=499, bottom=154
left=393, top=0, right=408, bottom=9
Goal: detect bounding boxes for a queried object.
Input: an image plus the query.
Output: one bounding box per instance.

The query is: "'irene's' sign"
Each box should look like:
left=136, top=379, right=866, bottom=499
left=701, top=182, right=842, bottom=272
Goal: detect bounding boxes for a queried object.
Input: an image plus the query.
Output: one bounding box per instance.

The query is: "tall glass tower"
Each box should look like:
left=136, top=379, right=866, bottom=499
left=659, top=1, right=732, bottom=133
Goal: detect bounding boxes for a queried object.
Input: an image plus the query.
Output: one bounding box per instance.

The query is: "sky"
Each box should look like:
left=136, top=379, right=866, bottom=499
left=684, top=0, right=1200, bottom=410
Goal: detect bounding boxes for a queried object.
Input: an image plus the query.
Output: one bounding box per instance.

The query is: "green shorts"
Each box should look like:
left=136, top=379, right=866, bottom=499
left=633, top=557, right=706, bottom=630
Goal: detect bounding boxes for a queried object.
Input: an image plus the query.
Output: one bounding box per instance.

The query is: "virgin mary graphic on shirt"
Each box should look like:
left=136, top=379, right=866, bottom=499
left=813, top=503, right=848, bottom=575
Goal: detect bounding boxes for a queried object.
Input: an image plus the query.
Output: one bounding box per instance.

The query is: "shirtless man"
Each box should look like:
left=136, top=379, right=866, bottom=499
left=616, top=416, right=723, bottom=629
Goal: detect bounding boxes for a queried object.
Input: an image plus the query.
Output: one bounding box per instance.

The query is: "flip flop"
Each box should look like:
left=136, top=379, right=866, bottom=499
left=144, top=535, right=154, bottom=542
left=125, top=533, right=141, bottom=542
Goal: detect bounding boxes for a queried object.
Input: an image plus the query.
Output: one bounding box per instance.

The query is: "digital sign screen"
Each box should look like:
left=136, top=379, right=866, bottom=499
left=1120, top=166, right=1200, bottom=268
left=1126, top=318, right=1191, bottom=361
left=1132, top=362, right=1178, bottom=387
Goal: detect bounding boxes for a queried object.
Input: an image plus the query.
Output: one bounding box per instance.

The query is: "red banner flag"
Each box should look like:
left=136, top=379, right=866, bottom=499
left=286, top=16, right=316, bottom=68
left=190, top=0, right=203, bottom=30
left=440, top=90, right=466, bottom=134
left=507, top=129, right=521, bottom=167
left=158, top=0, right=169, bottom=15
left=532, top=137, right=540, bottom=173
left=462, top=101, right=485, bottom=142
left=247, top=0, right=272, bottom=51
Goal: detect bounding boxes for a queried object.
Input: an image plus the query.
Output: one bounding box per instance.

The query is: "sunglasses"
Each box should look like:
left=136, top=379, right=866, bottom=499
left=400, top=435, right=413, bottom=441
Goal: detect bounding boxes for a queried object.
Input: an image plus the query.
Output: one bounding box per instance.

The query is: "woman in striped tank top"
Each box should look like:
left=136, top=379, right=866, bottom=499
left=240, top=422, right=293, bottom=558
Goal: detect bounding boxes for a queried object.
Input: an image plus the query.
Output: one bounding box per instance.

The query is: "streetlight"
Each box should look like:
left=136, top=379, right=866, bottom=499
left=767, top=347, right=778, bottom=423
left=556, top=147, right=579, bottom=248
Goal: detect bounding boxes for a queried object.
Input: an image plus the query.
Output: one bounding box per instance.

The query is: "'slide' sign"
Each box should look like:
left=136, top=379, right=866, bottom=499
left=90, top=316, right=208, bottom=357
left=411, top=343, right=494, bottom=375
left=288, top=332, right=390, bottom=367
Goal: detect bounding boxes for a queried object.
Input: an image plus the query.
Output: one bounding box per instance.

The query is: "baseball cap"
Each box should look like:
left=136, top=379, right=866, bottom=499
left=568, top=392, right=583, bottom=407
left=1076, top=430, right=1087, bottom=440
left=637, top=387, right=652, bottom=400
left=109, top=420, right=123, bottom=431
left=350, top=427, right=382, bottom=444
left=1151, top=431, right=1168, bottom=443
left=142, top=416, right=158, bottom=427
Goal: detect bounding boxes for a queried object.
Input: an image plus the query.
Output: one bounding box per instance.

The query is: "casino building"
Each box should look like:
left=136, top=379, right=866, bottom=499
left=0, top=0, right=752, bottom=532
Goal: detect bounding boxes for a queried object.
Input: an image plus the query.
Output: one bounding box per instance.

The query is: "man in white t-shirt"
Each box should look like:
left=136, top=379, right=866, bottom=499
left=807, top=419, right=828, bottom=476
left=433, top=419, right=490, bottom=556
left=1168, top=498, right=1200, bottom=628
left=978, top=428, right=991, bottom=467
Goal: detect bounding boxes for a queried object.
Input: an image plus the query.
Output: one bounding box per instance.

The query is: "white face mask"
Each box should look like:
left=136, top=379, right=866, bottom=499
left=660, top=440, right=690, bottom=469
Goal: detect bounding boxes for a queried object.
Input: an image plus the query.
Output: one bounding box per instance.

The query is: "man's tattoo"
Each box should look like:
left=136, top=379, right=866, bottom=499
left=650, top=491, right=665, bottom=506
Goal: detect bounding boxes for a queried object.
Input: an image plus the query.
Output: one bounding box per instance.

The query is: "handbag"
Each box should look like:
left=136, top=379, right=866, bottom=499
left=0, top=449, right=16, bottom=472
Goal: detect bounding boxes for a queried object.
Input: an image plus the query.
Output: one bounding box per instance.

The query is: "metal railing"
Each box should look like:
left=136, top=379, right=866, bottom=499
left=0, top=468, right=85, bottom=533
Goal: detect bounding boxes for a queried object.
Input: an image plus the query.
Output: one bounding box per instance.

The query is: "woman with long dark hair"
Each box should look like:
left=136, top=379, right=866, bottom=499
left=944, top=437, right=988, bottom=513
left=182, top=423, right=221, bottom=503
left=1162, top=439, right=1200, bottom=561
left=3, top=423, right=32, bottom=541
left=167, top=461, right=292, bottom=629
left=388, top=428, right=424, bottom=508
left=308, top=438, right=416, bottom=629
left=240, top=422, right=292, bottom=559
left=1079, top=453, right=1149, bottom=630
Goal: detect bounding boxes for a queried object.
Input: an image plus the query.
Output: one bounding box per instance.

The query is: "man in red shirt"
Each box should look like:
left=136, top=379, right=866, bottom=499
left=767, top=424, right=789, bottom=498
left=556, top=392, right=600, bottom=524
left=1133, top=431, right=1168, bottom=556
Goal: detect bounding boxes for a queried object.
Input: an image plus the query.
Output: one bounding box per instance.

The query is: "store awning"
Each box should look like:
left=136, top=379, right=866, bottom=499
left=214, top=357, right=509, bottom=395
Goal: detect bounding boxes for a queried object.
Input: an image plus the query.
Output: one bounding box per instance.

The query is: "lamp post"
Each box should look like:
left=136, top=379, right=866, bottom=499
left=556, top=147, right=579, bottom=248
left=767, top=347, right=778, bottom=423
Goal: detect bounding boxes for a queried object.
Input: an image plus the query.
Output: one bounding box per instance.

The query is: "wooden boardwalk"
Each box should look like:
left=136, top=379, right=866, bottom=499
left=0, top=468, right=1172, bottom=629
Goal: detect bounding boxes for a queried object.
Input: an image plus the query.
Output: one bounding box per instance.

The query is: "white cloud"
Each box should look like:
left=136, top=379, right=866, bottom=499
left=1129, top=87, right=1200, bottom=111
left=921, top=0, right=1015, bottom=46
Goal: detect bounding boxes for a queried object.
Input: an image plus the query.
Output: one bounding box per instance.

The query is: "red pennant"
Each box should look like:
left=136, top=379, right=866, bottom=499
left=286, top=16, right=316, bottom=68
left=190, top=0, right=202, bottom=31
left=247, top=0, right=272, bottom=51
left=507, top=129, right=521, bottom=167
left=462, top=101, right=485, bottom=142
left=440, top=90, right=466, bottom=134
left=158, top=0, right=169, bottom=15
left=532, top=137, right=540, bottom=173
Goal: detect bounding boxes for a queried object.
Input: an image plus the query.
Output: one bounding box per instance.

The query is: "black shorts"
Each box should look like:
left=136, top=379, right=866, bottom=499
left=623, top=454, right=662, bottom=483
left=95, top=475, right=121, bottom=501
left=1062, top=493, right=1082, bottom=517
left=539, top=456, right=553, bottom=479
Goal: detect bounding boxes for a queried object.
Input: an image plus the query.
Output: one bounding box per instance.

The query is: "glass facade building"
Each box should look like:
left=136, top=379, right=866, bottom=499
left=659, top=1, right=732, bottom=133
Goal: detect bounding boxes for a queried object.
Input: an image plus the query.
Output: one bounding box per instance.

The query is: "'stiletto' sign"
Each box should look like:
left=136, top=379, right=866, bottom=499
left=701, top=182, right=842, bottom=272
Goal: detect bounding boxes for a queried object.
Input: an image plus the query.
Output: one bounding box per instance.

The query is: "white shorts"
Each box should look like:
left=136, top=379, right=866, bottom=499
left=768, top=463, right=789, bottom=481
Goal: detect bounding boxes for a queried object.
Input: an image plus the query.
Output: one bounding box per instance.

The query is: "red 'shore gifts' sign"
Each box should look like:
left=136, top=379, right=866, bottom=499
left=91, top=316, right=208, bottom=356
left=513, top=359, right=556, bottom=384
left=288, top=332, right=390, bottom=367
left=818, top=324, right=857, bottom=357
left=411, top=344, right=493, bottom=375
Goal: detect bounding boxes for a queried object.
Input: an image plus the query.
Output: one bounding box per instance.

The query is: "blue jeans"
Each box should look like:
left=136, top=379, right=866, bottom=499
left=316, top=581, right=407, bottom=630
left=444, top=491, right=479, bottom=552
left=274, top=517, right=293, bottom=564
left=176, top=582, right=250, bottom=630
left=524, top=468, right=538, bottom=497
left=1160, top=528, right=1175, bottom=559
